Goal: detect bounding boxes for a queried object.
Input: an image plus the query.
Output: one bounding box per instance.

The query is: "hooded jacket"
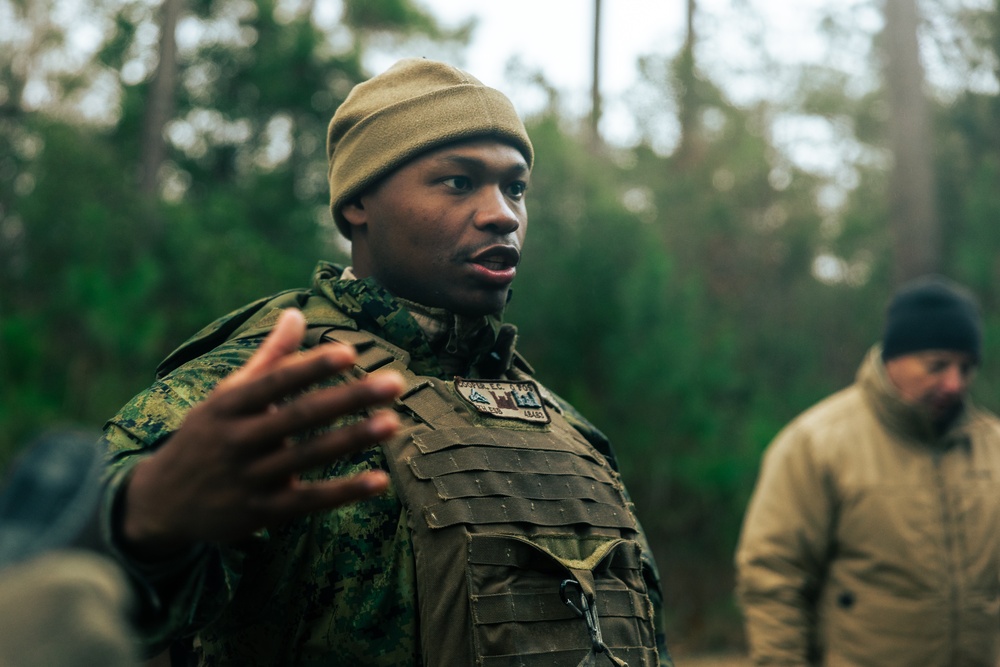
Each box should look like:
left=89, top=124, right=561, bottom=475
left=735, top=347, right=1000, bottom=666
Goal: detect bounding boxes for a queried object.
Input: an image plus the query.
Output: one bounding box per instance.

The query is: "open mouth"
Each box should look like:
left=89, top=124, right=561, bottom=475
left=477, top=257, right=513, bottom=271
left=470, top=246, right=520, bottom=271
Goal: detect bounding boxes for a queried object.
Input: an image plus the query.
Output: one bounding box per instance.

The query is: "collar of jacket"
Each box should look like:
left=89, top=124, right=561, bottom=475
left=857, top=344, right=972, bottom=450
left=311, top=261, right=515, bottom=379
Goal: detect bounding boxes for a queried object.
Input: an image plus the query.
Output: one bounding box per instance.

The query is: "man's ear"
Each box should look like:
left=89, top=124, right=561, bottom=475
left=342, top=198, right=368, bottom=227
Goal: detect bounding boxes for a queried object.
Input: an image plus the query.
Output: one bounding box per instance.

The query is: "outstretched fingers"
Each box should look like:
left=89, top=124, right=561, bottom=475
left=231, top=371, right=404, bottom=452
left=222, top=344, right=360, bottom=416
left=120, top=312, right=407, bottom=551
left=243, top=410, right=401, bottom=485
left=256, top=470, right=392, bottom=521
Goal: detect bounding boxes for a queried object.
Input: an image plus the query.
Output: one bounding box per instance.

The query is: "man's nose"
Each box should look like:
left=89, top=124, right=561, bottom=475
left=473, top=186, right=521, bottom=234
left=941, top=365, right=968, bottom=394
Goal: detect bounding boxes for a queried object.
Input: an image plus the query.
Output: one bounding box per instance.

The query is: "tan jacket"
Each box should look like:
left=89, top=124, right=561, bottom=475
left=735, top=347, right=1000, bottom=666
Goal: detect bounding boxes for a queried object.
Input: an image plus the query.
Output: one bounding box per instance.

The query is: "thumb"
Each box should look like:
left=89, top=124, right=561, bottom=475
left=225, top=309, right=307, bottom=386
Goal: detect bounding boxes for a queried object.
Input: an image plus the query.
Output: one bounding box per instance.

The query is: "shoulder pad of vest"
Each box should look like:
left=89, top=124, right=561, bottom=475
left=547, top=390, right=621, bottom=472
left=155, top=288, right=356, bottom=379
left=506, top=351, right=617, bottom=467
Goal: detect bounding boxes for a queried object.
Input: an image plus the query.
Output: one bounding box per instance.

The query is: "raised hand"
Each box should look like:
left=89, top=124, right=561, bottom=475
left=121, top=309, right=403, bottom=557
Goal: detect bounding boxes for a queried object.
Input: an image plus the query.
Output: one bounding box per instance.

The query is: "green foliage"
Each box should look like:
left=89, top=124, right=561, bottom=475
left=344, top=0, right=441, bottom=35
left=5, top=0, right=1000, bottom=653
left=0, top=0, right=452, bottom=464
left=0, top=117, right=161, bottom=465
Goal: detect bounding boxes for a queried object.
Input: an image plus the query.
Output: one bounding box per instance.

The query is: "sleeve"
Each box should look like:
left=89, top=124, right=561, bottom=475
left=734, top=422, right=835, bottom=666
left=99, top=426, right=234, bottom=655
left=97, top=338, right=261, bottom=654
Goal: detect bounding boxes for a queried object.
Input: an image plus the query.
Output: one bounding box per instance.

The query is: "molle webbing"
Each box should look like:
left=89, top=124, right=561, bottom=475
left=320, top=328, right=658, bottom=667
left=410, top=446, right=615, bottom=480
left=424, top=496, right=635, bottom=530
left=310, top=327, right=404, bottom=371
left=429, top=468, right=617, bottom=501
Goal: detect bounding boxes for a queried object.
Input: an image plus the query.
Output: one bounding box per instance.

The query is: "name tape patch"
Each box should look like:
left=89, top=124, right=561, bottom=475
left=455, top=379, right=550, bottom=424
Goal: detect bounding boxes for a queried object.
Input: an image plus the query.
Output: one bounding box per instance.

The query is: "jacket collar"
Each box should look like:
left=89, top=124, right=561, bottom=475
left=311, top=261, right=516, bottom=379
left=858, top=345, right=972, bottom=449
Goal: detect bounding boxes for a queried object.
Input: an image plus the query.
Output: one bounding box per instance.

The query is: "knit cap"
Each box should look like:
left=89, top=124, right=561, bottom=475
left=881, top=275, right=982, bottom=362
left=326, top=58, right=534, bottom=238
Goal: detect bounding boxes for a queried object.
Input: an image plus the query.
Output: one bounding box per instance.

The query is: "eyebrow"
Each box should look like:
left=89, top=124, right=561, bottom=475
left=433, top=154, right=530, bottom=176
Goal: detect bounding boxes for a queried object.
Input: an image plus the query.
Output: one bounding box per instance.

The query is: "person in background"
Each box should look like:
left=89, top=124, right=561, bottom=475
left=0, top=430, right=138, bottom=667
left=735, top=275, right=1000, bottom=666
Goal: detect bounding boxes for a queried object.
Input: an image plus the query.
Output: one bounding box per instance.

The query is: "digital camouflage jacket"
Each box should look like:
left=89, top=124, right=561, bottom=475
left=100, top=262, right=672, bottom=666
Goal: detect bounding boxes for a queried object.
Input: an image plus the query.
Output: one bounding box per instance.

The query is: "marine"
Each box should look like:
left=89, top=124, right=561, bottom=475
left=99, top=58, right=673, bottom=666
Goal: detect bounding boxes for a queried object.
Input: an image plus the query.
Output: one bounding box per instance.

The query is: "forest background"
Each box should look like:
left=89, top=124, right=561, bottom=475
left=3, top=0, right=1000, bottom=657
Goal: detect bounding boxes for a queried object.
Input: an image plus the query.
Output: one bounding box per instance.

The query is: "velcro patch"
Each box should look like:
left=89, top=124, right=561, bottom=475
left=455, top=379, right=550, bottom=424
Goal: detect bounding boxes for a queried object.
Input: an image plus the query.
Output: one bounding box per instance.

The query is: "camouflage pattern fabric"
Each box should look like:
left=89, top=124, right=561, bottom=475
left=100, top=262, right=672, bottom=666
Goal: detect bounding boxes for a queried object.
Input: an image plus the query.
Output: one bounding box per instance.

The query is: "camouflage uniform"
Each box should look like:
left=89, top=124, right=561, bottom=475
left=100, top=262, right=671, bottom=666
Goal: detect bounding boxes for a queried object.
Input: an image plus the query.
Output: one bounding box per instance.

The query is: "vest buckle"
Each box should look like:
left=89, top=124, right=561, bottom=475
left=560, top=578, right=606, bottom=653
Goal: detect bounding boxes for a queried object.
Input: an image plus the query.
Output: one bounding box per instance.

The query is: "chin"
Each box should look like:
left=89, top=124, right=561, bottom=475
left=452, top=304, right=505, bottom=318
left=441, top=289, right=509, bottom=317
left=450, top=299, right=506, bottom=318
left=930, top=402, right=962, bottom=423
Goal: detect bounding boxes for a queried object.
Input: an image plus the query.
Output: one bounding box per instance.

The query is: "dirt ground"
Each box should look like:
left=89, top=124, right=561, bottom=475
left=144, top=647, right=752, bottom=665
left=674, top=652, right=751, bottom=667
left=144, top=650, right=749, bottom=665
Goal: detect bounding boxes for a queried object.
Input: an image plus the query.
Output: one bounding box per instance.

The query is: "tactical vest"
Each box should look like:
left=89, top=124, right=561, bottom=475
left=321, top=328, right=659, bottom=667
left=153, top=289, right=660, bottom=667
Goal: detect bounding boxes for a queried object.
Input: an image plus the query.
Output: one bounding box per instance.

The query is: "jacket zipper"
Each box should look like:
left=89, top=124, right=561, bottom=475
left=933, top=453, right=960, bottom=665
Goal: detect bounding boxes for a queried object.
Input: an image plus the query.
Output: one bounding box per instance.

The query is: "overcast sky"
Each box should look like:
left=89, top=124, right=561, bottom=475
left=363, top=0, right=847, bottom=148
left=415, top=1, right=685, bottom=107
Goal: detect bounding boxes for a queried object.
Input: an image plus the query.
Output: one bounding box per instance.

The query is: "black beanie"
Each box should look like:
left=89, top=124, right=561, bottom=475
left=882, top=275, right=982, bottom=362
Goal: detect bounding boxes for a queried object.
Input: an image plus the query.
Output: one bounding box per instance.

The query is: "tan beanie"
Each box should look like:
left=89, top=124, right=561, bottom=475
left=326, top=58, right=534, bottom=238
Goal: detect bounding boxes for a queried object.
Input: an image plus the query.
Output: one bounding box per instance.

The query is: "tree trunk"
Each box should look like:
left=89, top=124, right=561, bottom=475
left=590, top=0, right=603, bottom=148
left=675, top=0, right=700, bottom=168
left=882, top=0, right=940, bottom=284
left=139, top=0, right=182, bottom=201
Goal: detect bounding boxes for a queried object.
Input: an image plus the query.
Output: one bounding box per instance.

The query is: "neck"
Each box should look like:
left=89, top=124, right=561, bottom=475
left=336, top=266, right=508, bottom=378
left=396, top=296, right=502, bottom=377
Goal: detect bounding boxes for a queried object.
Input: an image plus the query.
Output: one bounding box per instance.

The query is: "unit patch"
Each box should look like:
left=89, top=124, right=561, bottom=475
left=454, top=379, right=550, bottom=423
